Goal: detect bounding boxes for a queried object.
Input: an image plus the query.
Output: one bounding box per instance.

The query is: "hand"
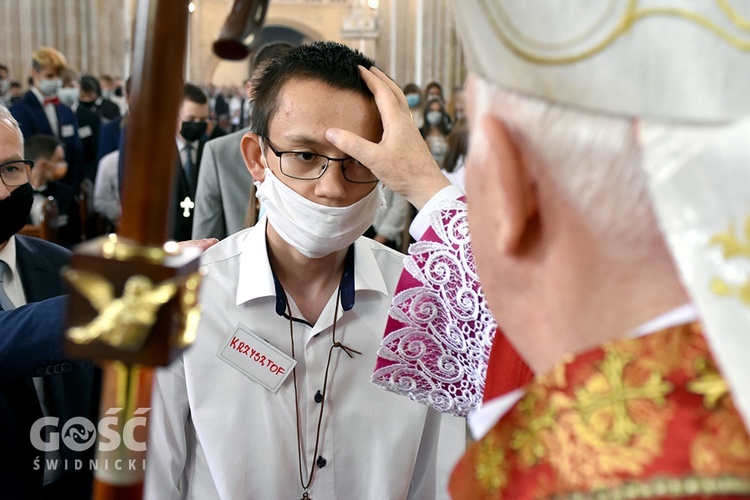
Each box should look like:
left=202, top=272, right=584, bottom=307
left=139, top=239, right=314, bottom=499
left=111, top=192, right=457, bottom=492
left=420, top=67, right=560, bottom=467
left=325, top=66, right=450, bottom=210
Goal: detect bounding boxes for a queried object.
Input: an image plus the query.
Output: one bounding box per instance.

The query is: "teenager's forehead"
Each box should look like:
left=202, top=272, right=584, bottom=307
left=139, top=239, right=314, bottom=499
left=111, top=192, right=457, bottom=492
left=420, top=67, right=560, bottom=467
left=268, top=78, right=380, bottom=142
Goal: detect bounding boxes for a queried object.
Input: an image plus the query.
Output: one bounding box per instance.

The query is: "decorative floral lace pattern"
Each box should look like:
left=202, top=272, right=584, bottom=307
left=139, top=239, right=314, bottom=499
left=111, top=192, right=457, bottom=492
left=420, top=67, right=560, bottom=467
left=371, top=198, right=497, bottom=417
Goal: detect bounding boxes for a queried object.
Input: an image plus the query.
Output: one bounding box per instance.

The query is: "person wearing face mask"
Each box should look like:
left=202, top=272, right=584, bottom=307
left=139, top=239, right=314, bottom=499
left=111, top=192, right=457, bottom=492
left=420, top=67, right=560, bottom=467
left=419, top=97, right=452, bottom=167
left=9, top=47, right=85, bottom=190
left=78, top=75, right=121, bottom=123
left=60, top=68, right=101, bottom=183
left=25, top=134, right=82, bottom=249
left=169, top=83, right=210, bottom=242
left=0, top=104, right=99, bottom=499
left=402, top=82, right=424, bottom=128
left=146, top=42, right=451, bottom=500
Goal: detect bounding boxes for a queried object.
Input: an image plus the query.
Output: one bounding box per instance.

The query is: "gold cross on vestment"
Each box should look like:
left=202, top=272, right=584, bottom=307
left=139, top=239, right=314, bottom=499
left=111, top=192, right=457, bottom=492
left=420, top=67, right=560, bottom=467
left=180, top=196, right=195, bottom=218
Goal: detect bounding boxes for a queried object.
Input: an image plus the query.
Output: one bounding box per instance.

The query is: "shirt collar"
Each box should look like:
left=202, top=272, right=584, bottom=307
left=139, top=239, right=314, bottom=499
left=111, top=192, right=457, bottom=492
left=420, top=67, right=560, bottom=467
left=629, top=303, right=698, bottom=337
left=0, top=235, right=19, bottom=277
left=236, top=218, right=390, bottom=309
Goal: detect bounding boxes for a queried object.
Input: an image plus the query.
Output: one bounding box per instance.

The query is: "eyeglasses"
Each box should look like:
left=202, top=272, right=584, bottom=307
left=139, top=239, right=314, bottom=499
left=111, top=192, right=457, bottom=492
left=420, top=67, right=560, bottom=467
left=0, top=160, right=33, bottom=187
left=261, top=137, right=378, bottom=184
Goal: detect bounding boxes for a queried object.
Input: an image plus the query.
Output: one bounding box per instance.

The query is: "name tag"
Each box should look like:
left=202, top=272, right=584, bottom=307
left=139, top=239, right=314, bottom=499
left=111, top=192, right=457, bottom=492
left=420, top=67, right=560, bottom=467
left=61, top=124, right=75, bottom=138
left=78, top=125, right=92, bottom=139
left=217, top=324, right=296, bottom=393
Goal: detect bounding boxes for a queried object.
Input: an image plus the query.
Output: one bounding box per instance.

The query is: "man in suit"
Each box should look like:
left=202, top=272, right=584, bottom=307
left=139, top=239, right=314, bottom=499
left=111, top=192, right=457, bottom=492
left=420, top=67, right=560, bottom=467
left=192, top=42, right=293, bottom=240
left=9, top=47, right=85, bottom=190
left=171, top=83, right=209, bottom=241
left=0, top=296, right=68, bottom=381
left=0, top=104, right=98, bottom=499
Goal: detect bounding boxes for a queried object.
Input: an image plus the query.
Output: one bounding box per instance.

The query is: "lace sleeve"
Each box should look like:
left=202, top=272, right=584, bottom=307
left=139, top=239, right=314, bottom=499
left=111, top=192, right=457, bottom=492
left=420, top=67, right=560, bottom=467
left=371, top=197, right=497, bottom=417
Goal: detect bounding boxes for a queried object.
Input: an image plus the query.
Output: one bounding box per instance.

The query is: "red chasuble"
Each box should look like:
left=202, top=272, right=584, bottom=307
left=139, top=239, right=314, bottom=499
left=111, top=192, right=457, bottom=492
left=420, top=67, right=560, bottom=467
left=450, top=322, right=750, bottom=499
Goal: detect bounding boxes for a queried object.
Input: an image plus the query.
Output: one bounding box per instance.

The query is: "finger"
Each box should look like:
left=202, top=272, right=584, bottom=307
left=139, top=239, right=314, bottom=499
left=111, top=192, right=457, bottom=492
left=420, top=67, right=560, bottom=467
left=325, top=128, right=380, bottom=169
left=369, top=66, right=409, bottom=112
left=358, top=66, right=410, bottom=127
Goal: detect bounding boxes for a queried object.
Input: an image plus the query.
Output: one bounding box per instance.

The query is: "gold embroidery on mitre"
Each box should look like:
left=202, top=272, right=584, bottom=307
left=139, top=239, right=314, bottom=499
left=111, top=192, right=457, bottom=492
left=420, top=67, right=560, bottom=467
left=479, top=0, right=750, bottom=65
left=475, top=433, right=508, bottom=494
left=708, top=216, right=750, bottom=305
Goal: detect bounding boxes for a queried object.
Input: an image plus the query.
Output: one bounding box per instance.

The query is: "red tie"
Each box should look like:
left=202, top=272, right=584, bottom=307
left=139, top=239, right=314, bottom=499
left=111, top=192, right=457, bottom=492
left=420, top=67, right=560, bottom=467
left=43, top=96, right=60, bottom=106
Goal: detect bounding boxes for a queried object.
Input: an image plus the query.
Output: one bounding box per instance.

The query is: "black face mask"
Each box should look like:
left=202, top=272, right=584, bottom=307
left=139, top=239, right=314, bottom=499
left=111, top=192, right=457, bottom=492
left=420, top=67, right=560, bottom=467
left=180, top=121, right=207, bottom=143
left=78, top=99, right=95, bottom=109
left=0, top=182, right=33, bottom=245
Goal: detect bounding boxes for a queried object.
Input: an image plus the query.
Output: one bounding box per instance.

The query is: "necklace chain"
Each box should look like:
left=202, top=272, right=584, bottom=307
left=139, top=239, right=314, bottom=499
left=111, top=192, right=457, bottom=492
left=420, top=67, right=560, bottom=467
left=288, top=286, right=361, bottom=500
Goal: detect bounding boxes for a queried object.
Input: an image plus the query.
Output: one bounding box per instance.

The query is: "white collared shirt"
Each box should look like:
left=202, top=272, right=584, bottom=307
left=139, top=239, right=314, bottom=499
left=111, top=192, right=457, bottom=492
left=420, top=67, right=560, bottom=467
left=146, top=218, right=445, bottom=499
left=0, top=236, right=27, bottom=307
left=176, top=136, right=196, bottom=168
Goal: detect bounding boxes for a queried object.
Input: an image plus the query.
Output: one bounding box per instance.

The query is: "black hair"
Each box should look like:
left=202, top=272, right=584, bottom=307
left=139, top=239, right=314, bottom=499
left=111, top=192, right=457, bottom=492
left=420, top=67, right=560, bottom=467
left=182, top=82, right=208, bottom=105
left=24, top=134, right=62, bottom=162
left=80, top=75, right=101, bottom=96
left=402, top=82, right=421, bottom=95
left=249, top=41, right=376, bottom=137
left=250, top=41, right=294, bottom=75
left=420, top=97, right=452, bottom=137
left=423, top=80, right=444, bottom=100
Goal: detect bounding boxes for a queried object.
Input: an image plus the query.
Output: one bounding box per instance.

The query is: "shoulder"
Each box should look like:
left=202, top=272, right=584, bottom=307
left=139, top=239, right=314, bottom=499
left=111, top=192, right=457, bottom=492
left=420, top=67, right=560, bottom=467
left=16, top=235, right=72, bottom=264
left=9, top=93, right=34, bottom=114
left=200, top=226, right=255, bottom=266
left=356, top=237, right=405, bottom=289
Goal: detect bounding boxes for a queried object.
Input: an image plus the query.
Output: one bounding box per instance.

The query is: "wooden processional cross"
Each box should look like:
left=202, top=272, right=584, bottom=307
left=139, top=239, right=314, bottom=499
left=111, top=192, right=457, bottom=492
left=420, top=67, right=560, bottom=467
left=62, top=1, right=269, bottom=498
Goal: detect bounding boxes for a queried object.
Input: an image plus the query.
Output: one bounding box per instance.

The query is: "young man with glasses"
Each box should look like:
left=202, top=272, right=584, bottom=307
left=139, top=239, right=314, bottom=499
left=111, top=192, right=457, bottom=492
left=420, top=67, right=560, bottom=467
left=146, top=42, right=445, bottom=499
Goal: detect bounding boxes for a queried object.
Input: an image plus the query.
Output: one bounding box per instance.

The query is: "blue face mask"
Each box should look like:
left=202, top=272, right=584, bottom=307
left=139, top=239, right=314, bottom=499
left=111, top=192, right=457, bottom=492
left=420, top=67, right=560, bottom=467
left=405, top=93, right=420, bottom=108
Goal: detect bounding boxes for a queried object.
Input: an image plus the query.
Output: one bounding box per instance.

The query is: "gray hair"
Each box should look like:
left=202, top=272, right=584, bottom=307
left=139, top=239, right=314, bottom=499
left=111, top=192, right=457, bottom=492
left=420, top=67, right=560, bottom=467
left=0, top=104, right=24, bottom=149
left=472, top=77, right=653, bottom=253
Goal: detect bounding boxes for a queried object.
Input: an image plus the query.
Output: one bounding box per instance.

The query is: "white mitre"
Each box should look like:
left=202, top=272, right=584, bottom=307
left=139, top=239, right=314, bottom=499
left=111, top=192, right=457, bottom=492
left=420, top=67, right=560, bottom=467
left=451, top=0, right=750, bottom=430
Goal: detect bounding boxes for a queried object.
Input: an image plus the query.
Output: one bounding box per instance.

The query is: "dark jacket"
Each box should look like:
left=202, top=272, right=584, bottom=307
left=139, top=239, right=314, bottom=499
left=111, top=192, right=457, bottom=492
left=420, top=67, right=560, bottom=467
left=0, top=236, right=99, bottom=499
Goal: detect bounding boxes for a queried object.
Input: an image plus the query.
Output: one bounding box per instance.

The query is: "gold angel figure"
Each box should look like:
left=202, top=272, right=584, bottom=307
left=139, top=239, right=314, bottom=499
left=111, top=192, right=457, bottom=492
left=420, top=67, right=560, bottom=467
left=63, top=269, right=179, bottom=352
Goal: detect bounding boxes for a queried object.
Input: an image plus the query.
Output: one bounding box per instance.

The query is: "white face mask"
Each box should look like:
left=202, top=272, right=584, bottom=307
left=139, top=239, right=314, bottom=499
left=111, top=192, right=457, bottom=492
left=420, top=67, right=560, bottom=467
left=255, top=165, right=386, bottom=259
left=57, top=87, right=79, bottom=107
left=38, top=78, right=62, bottom=97
left=426, top=110, right=443, bottom=126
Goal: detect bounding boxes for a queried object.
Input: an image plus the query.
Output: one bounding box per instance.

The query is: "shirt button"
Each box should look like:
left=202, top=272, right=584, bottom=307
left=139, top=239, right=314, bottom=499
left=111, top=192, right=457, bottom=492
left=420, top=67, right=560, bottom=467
left=314, top=390, right=323, bottom=403
left=316, top=455, right=326, bottom=468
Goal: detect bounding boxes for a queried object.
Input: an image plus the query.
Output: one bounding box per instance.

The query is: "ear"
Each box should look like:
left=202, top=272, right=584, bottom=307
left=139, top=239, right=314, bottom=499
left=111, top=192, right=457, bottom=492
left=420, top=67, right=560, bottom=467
left=241, top=132, right=265, bottom=182
left=470, top=114, right=538, bottom=255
